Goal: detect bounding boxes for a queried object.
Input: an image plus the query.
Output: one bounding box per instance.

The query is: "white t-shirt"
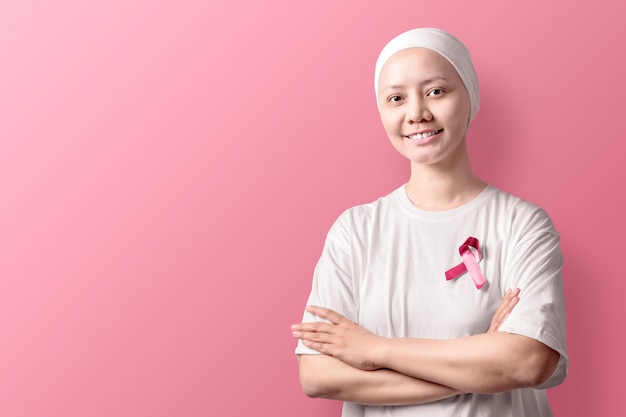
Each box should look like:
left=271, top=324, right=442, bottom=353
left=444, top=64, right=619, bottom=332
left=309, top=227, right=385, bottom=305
left=296, top=185, right=568, bottom=417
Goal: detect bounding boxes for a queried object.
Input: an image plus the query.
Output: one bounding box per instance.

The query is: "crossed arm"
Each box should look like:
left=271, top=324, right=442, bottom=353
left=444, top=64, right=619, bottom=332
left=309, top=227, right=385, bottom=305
left=291, top=289, right=560, bottom=406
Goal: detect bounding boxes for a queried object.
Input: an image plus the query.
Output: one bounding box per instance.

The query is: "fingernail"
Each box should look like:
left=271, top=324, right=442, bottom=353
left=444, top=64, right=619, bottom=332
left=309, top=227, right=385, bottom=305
left=292, top=331, right=301, bottom=337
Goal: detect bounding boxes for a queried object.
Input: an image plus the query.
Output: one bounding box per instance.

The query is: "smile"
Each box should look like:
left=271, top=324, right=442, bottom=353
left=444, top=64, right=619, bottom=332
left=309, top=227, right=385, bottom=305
left=406, top=129, right=443, bottom=140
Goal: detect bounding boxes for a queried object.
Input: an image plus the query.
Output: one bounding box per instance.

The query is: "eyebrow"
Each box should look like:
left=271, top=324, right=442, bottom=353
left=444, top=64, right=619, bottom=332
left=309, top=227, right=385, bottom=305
left=380, top=75, right=450, bottom=92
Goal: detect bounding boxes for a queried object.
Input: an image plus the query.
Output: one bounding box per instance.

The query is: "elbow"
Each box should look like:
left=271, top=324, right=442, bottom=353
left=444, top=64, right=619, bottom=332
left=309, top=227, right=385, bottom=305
left=300, top=375, right=327, bottom=399
left=511, top=345, right=560, bottom=388
left=298, top=355, right=337, bottom=399
left=299, top=366, right=324, bottom=398
left=512, top=367, right=552, bottom=389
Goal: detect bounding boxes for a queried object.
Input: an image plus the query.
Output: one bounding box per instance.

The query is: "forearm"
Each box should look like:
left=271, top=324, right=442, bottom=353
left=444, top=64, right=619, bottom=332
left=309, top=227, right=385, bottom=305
left=377, top=332, right=559, bottom=394
left=298, top=354, right=461, bottom=405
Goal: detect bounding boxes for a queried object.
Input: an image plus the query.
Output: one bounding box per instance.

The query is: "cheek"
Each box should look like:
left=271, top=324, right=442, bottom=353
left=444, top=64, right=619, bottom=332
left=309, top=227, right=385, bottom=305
left=379, top=111, right=400, bottom=134
left=379, top=117, right=391, bottom=134
left=454, top=96, right=472, bottom=127
left=440, top=101, right=470, bottom=130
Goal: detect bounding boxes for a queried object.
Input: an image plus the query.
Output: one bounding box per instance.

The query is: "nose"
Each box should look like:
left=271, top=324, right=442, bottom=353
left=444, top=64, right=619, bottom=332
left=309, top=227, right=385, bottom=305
left=406, top=98, right=432, bottom=124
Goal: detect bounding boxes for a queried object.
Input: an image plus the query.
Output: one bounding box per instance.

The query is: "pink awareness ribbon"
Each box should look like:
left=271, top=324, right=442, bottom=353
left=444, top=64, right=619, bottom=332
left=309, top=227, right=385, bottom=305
left=445, top=237, right=486, bottom=289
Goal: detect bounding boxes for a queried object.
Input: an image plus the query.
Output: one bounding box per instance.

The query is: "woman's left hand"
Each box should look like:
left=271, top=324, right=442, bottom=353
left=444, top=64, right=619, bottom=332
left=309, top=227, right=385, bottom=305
left=291, top=306, right=385, bottom=371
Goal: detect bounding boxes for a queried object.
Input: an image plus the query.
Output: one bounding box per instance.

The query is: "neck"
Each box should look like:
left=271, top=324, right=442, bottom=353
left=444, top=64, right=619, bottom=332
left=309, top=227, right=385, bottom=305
left=404, top=145, right=487, bottom=211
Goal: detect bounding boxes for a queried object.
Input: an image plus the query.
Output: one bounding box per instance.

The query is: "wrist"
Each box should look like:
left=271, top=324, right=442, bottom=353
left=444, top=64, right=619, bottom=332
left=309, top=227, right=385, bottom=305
left=372, top=336, right=393, bottom=369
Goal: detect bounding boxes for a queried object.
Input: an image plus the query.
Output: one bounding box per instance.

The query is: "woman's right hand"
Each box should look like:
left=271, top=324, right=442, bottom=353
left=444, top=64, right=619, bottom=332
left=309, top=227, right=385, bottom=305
left=487, top=288, right=520, bottom=333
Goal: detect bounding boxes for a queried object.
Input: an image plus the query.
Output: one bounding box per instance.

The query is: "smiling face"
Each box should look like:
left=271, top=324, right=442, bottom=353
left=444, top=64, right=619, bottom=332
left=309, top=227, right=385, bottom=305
left=377, top=47, right=472, bottom=167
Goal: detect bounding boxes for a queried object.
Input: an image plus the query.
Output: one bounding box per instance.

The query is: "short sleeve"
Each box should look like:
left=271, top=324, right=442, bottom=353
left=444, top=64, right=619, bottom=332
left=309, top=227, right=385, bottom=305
left=295, top=211, right=358, bottom=356
left=499, top=207, right=569, bottom=389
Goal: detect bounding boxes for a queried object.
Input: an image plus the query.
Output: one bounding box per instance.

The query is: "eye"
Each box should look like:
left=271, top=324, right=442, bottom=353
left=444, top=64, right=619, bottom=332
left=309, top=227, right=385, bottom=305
left=388, top=95, right=403, bottom=103
left=427, top=88, right=445, bottom=97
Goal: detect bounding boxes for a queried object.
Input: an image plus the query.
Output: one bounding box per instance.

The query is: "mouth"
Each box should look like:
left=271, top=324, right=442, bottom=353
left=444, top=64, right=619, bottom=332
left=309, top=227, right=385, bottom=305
left=406, top=129, right=443, bottom=140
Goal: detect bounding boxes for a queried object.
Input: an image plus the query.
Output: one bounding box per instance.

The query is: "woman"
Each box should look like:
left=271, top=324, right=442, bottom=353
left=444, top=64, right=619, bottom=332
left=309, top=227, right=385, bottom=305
left=291, top=28, right=568, bottom=416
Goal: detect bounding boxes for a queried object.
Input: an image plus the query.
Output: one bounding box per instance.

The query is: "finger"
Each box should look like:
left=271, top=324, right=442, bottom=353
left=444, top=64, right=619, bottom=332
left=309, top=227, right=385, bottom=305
left=496, top=288, right=520, bottom=314
left=488, top=289, right=520, bottom=332
left=301, top=339, right=335, bottom=356
left=503, top=288, right=520, bottom=311
left=493, top=297, right=518, bottom=326
left=291, top=321, right=335, bottom=334
left=508, top=288, right=521, bottom=299
left=305, top=305, right=347, bottom=325
left=489, top=289, right=514, bottom=330
left=295, top=330, right=335, bottom=345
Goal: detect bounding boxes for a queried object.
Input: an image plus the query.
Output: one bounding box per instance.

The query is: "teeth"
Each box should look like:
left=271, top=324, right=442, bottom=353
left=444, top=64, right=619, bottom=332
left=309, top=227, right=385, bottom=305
left=408, top=130, right=441, bottom=140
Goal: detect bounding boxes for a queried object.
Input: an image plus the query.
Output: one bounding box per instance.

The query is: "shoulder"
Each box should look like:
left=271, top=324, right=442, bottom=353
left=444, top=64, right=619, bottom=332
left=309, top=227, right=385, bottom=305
left=333, top=187, right=402, bottom=226
left=512, top=198, right=558, bottom=240
left=489, top=190, right=560, bottom=254
left=325, top=187, right=403, bottom=241
left=487, top=187, right=558, bottom=238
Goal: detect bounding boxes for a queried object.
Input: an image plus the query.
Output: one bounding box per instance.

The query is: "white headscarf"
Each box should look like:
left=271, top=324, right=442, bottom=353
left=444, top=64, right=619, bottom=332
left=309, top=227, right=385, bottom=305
left=374, top=28, right=480, bottom=122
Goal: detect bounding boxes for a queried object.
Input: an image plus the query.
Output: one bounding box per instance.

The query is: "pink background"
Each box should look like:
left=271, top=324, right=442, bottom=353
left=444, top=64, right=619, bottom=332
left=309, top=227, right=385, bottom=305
left=0, top=1, right=623, bottom=416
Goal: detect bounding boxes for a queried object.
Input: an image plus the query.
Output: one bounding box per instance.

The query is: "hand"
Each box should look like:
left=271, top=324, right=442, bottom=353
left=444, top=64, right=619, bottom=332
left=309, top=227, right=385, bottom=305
left=291, top=306, right=384, bottom=371
left=487, top=288, right=520, bottom=333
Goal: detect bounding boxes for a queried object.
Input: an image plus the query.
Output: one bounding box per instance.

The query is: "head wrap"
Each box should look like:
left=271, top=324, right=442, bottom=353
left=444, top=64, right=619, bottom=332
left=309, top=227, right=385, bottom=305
left=374, top=28, right=480, bottom=122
